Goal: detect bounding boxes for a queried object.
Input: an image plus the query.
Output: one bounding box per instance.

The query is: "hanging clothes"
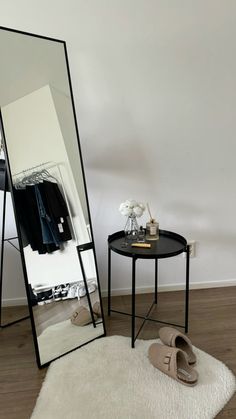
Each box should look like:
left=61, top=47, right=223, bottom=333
left=14, top=186, right=49, bottom=254
left=37, top=181, right=72, bottom=243
left=13, top=180, right=72, bottom=254
left=34, top=184, right=61, bottom=247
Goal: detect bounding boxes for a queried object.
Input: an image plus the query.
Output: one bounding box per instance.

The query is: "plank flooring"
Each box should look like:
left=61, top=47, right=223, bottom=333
left=0, top=287, right=235, bottom=418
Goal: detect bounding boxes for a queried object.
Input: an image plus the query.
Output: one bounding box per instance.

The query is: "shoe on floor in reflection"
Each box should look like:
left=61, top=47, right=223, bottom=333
left=44, top=292, right=54, bottom=304
left=53, top=285, right=62, bottom=301
left=78, top=281, right=97, bottom=298
left=37, top=289, right=54, bottom=305
left=67, top=284, right=79, bottom=299
left=92, top=301, right=101, bottom=318
left=70, top=306, right=98, bottom=326
left=61, top=284, right=70, bottom=300
left=29, top=285, right=38, bottom=306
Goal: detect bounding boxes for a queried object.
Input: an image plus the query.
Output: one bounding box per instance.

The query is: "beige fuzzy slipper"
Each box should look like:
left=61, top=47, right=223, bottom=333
left=70, top=306, right=97, bottom=326
left=148, top=343, right=198, bottom=387
left=159, top=327, right=196, bottom=365
left=93, top=301, right=101, bottom=318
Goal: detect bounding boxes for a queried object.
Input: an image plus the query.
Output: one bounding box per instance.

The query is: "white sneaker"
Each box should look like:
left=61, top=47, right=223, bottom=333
left=67, top=284, right=79, bottom=299
left=78, top=281, right=97, bottom=298
left=61, top=284, right=70, bottom=300
left=53, top=286, right=62, bottom=301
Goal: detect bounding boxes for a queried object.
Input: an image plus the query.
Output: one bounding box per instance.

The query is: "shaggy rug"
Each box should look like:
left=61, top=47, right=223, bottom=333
left=31, top=336, right=235, bottom=419
left=37, top=320, right=104, bottom=365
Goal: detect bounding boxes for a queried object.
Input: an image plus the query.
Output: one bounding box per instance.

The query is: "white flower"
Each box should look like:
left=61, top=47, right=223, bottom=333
left=119, top=203, right=126, bottom=212
left=133, top=206, right=143, bottom=217
left=122, top=207, right=133, bottom=216
left=139, top=203, right=146, bottom=211
left=119, top=199, right=146, bottom=218
left=128, top=200, right=137, bottom=208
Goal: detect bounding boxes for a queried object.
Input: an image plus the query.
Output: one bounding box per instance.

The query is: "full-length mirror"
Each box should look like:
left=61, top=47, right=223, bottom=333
left=0, top=27, right=105, bottom=367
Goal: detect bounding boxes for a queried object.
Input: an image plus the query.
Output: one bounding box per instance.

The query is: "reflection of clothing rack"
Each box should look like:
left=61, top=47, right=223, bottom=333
left=12, top=161, right=52, bottom=178
left=13, top=161, right=77, bottom=243
left=1, top=159, right=97, bottom=333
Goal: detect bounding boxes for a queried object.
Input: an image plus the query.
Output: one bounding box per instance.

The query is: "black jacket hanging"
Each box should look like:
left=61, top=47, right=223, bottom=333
left=13, top=180, right=72, bottom=254
left=38, top=181, right=72, bottom=243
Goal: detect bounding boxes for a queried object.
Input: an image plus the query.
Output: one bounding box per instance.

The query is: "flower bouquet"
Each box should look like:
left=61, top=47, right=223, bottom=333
left=119, top=200, right=145, bottom=241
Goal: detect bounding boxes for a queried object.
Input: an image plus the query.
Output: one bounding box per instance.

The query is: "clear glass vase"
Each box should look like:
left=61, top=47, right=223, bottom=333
left=124, top=215, right=139, bottom=242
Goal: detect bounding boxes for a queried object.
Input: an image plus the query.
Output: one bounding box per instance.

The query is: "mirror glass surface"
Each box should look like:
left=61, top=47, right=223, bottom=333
left=0, top=28, right=105, bottom=366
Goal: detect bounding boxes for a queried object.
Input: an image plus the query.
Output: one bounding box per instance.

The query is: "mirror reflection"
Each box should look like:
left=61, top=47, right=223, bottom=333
left=0, top=28, right=105, bottom=366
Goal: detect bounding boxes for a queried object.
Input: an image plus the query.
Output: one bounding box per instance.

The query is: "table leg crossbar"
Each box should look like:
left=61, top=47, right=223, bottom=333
left=110, top=305, right=185, bottom=342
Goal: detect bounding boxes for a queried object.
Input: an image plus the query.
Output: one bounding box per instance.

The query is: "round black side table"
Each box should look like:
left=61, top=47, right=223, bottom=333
left=107, top=230, right=190, bottom=348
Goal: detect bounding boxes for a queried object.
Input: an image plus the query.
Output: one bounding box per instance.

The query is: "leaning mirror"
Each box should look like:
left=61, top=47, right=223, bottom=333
left=0, top=27, right=105, bottom=367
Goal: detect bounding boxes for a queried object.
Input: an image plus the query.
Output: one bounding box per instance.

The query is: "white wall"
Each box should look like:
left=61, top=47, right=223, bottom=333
left=1, top=0, right=236, bottom=297
left=51, top=86, right=89, bottom=224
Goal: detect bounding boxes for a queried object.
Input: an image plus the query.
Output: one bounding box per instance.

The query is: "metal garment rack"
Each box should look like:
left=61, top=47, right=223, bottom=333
left=0, top=167, right=29, bottom=328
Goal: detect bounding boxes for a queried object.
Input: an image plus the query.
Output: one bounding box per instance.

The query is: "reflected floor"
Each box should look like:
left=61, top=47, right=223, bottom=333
left=33, top=290, right=100, bottom=336
left=32, top=289, right=104, bottom=365
left=38, top=319, right=104, bottom=365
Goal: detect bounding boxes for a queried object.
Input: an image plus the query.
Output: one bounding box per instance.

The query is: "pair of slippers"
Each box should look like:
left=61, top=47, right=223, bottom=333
left=71, top=301, right=101, bottom=326
left=148, top=327, right=198, bottom=386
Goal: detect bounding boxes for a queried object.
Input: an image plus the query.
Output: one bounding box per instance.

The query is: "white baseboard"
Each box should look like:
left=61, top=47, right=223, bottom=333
left=3, top=279, right=236, bottom=305
left=101, top=278, right=236, bottom=297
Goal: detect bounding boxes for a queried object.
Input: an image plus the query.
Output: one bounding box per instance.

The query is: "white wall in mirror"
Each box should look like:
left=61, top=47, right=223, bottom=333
left=2, top=85, right=95, bottom=288
left=50, top=87, right=89, bottom=225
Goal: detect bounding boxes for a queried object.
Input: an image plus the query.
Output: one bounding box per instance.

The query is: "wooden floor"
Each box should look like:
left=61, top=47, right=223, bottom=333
left=0, top=287, right=235, bottom=419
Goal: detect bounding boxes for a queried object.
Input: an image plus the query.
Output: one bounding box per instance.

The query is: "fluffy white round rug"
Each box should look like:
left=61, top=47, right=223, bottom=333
left=31, top=335, right=235, bottom=419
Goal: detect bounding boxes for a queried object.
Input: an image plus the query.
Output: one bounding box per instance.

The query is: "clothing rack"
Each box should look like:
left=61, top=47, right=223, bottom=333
left=1, top=161, right=97, bottom=332
left=12, top=161, right=52, bottom=178
left=11, top=161, right=97, bottom=328
left=13, top=161, right=78, bottom=243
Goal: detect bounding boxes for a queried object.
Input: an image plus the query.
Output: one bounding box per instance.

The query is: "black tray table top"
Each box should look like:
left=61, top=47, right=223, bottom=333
left=108, top=229, right=187, bottom=259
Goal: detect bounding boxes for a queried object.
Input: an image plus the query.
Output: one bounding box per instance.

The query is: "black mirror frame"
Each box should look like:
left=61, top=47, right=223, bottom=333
left=0, top=25, right=106, bottom=368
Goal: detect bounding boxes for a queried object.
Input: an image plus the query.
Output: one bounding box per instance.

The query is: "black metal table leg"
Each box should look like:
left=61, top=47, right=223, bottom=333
left=185, top=245, right=190, bottom=333
left=131, top=256, right=136, bottom=348
left=154, top=258, right=158, bottom=304
left=108, top=247, right=111, bottom=316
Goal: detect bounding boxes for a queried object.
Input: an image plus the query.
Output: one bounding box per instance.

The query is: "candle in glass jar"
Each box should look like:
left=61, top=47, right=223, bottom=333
left=146, top=219, right=159, bottom=241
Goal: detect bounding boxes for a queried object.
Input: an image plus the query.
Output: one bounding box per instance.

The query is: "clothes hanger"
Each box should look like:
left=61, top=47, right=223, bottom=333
left=40, top=169, right=58, bottom=182
left=14, top=166, right=58, bottom=189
